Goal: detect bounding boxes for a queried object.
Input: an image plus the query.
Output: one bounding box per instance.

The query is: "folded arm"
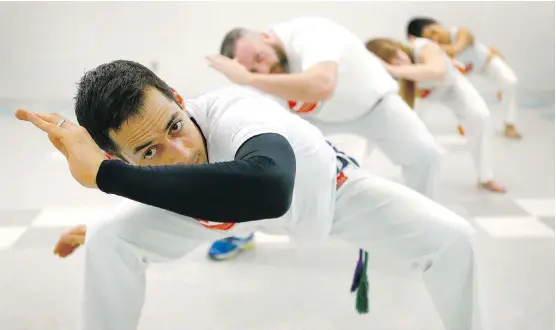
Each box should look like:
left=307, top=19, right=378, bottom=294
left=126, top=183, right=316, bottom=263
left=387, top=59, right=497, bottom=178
left=96, top=133, right=296, bottom=223
left=439, top=28, right=475, bottom=58
left=248, top=61, right=337, bottom=102
left=387, top=43, right=447, bottom=82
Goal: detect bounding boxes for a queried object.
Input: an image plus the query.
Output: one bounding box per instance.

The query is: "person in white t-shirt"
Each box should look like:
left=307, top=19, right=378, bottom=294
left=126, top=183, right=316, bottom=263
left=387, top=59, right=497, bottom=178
left=407, top=17, right=522, bottom=139
left=17, top=60, right=485, bottom=330
left=206, top=16, right=443, bottom=260
left=366, top=37, right=507, bottom=195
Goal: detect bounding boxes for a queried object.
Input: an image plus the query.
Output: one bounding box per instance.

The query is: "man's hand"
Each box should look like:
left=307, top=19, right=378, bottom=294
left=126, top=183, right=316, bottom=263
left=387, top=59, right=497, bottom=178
left=441, top=28, right=474, bottom=58
left=15, top=109, right=106, bottom=188
left=489, top=47, right=505, bottom=60
left=439, top=44, right=457, bottom=58
left=54, top=225, right=86, bottom=258
left=206, top=55, right=253, bottom=85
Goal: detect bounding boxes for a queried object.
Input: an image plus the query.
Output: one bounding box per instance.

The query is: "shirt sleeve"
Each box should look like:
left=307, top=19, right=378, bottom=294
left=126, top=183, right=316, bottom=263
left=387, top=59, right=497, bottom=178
left=291, top=26, right=345, bottom=71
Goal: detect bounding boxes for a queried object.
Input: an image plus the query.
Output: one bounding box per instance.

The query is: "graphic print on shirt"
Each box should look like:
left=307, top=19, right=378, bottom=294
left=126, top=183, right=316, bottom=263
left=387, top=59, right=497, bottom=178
left=287, top=100, right=322, bottom=114
left=195, top=219, right=237, bottom=231
left=327, top=141, right=360, bottom=189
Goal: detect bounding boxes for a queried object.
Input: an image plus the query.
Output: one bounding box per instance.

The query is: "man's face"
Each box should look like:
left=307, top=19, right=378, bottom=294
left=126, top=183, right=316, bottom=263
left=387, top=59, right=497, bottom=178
left=109, top=87, right=207, bottom=166
left=421, top=24, right=450, bottom=44
left=234, top=34, right=288, bottom=74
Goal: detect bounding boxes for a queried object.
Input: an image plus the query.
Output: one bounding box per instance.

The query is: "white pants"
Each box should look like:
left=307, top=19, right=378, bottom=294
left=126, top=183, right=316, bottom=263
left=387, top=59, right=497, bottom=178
left=481, top=56, right=519, bottom=125
left=436, top=75, right=496, bottom=183
left=82, top=168, right=484, bottom=330
left=306, top=93, right=442, bottom=200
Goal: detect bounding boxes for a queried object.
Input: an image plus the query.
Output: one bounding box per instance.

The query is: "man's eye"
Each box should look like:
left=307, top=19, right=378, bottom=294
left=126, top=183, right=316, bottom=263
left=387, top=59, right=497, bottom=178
left=144, top=147, right=157, bottom=160
left=170, top=121, right=183, bottom=133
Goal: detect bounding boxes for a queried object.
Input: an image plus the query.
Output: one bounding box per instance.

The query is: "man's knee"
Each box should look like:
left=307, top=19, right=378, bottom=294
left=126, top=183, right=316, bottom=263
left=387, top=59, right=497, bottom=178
left=84, top=202, right=147, bottom=255
left=499, top=70, right=518, bottom=88
left=85, top=219, right=123, bottom=254
left=444, top=214, right=478, bottom=253
left=413, top=139, right=442, bottom=169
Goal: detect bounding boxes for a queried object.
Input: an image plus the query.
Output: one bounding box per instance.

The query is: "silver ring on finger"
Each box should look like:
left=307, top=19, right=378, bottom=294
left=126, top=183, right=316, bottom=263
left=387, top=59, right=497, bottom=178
left=56, top=119, right=66, bottom=128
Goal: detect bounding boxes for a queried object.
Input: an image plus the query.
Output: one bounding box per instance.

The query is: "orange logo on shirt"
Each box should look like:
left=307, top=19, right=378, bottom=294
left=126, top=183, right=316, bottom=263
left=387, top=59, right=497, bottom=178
left=452, top=61, right=473, bottom=75
left=288, top=100, right=320, bottom=114
left=195, top=219, right=237, bottom=231
left=463, top=63, right=473, bottom=74
left=336, top=172, right=348, bottom=189
left=418, top=89, right=432, bottom=99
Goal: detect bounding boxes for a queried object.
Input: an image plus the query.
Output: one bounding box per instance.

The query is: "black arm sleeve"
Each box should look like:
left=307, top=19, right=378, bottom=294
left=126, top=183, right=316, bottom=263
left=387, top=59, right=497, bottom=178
left=96, top=133, right=296, bottom=223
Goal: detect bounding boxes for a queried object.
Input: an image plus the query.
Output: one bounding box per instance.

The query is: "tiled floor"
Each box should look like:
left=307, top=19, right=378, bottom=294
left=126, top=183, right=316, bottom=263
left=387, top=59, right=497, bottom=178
left=0, top=95, right=554, bottom=330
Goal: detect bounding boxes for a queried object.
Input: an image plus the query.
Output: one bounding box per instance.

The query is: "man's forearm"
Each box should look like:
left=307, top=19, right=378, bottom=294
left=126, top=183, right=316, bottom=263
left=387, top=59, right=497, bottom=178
left=96, top=133, right=296, bottom=223
left=389, top=64, right=445, bottom=82
left=248, top=72, right=331, bottom=102
left=440, top=44, right=459, bottom=58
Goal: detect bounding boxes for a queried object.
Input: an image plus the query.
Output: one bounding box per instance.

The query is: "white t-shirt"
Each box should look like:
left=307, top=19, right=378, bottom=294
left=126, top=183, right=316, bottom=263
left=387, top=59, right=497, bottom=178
left=450, top=27, right=491, bottom=74
left=270, top=17, right=399, bottom=123
left=185, top=85, right=337, bottom=240
left=412, top=37, right=458, bottom=98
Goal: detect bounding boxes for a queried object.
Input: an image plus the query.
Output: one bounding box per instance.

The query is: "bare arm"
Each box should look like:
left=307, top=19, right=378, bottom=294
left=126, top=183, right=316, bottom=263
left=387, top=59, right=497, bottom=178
left=386, top=44, right=446, bottom=82
left=248, top=62, right=337, bottom=101
left=489, top=47, right=505, bottom=59
left=440, top=28, right=475, bottom=58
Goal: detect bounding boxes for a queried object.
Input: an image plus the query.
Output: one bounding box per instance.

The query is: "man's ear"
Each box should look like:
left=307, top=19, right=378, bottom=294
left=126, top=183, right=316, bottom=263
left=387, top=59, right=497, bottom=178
left=170, top=87, right=185, bottom=109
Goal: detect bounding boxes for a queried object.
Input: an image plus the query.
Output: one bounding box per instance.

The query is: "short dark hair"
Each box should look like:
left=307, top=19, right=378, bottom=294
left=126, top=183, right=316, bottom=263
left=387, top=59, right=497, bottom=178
left=75, top=60, right=176, bottom=156
left=220, top=27, right=249, bottom=58
left=407, top=18, right=438, bottom=38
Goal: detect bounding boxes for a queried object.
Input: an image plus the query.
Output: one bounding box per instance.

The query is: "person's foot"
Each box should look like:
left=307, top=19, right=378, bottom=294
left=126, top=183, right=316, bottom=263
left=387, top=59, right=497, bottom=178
left=479, top=181, right=507, bottom=193
left=504, top=124, right=522, bottom=139
left=457, top=125, right=465, bottom=136
left=208, top=234, right=255, bottom=261
left=54, top=224, right=86, bottom=258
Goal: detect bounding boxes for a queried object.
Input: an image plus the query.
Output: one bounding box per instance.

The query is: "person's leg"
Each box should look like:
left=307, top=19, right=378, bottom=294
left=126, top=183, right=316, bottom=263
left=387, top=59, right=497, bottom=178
left=482, top=56, right=522, bottom=138
left=82, top=199, right=234, bottom=330
left=356, top=93, right=443, bottom=200
left=308, top=93, right=442, bottom=200
left=331, top=168, right=486, bottom=330
left=440, top=75, right=506, bottom=193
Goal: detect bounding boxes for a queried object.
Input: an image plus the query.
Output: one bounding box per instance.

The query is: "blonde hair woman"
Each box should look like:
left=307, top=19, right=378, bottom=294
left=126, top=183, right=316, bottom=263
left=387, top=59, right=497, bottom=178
left=366, top=37, right=506, bottom=193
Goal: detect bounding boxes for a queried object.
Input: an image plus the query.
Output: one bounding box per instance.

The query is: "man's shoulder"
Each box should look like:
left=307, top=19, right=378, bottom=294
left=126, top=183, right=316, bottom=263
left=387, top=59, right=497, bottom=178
left=186, top=85, right=288, bottom=124
left=413, top=37, right=438, bottom=50
left=191, top=85, right=264, bottom=105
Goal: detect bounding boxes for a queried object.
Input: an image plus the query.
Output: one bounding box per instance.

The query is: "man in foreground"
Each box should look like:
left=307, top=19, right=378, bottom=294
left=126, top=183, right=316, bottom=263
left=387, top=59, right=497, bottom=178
left=17, top=60, right=484, bottom=330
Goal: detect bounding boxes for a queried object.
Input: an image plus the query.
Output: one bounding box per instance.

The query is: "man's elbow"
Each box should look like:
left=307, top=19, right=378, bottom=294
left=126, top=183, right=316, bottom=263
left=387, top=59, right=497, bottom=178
left=267, top=194, right=293, bottom=218
left=263, top=179, right=294, bottom=218
left=313, top=77, right=335, bottom=100
left=431, top=67, right=447, bottom=81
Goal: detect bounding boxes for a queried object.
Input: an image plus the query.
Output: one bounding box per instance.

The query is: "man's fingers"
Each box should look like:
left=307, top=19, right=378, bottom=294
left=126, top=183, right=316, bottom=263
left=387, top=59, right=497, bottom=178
left=14, top=108, right=31, bottom=121
left=34, top=112, right=78, bottom=129
left=48, top=134, right=68, bottom=157
left=16, top=109, right=77, bottom=131
left=26, top=111, right=65, bottom=138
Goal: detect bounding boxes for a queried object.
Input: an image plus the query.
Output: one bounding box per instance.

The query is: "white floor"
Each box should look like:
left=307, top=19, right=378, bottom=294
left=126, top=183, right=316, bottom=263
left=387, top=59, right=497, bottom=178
left=0, top=94, right=554, bottom=330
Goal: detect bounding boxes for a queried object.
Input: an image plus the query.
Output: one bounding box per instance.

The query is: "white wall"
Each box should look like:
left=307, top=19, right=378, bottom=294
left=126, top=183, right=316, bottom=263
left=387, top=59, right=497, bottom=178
left=0, top=1, right=553, bottom=101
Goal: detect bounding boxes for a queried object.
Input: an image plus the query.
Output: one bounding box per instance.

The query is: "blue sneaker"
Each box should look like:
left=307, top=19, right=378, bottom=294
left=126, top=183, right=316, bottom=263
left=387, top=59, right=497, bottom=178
left=207, top=234, right=255, bottom=261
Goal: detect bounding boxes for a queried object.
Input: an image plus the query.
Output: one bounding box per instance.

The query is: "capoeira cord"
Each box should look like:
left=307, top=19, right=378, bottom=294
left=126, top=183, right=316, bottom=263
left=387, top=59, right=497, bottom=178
left=351, top=249, right=370, bottom=314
